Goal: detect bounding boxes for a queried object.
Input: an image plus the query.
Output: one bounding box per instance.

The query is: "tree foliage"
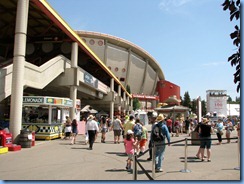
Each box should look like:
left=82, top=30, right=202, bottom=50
left=182, top=91, right=191, bottom=109
left=133, top=98, right=140, bottom=110
left=201, top=100, right=207, bottom=115
left=222, top=0, right=240, bottom=92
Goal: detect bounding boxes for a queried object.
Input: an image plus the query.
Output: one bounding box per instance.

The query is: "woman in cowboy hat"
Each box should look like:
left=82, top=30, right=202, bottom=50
left=85, top=115, right=99, bottom=150
left=199, top=118, right=213, bottom=162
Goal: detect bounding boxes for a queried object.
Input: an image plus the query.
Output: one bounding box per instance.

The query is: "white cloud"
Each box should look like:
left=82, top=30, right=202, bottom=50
left=201, top=62, right=227, bottom=67
left=159, top=0, right=192, bottom=13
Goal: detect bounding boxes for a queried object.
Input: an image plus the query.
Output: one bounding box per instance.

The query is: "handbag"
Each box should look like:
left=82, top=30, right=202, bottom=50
left=219, top=130, right=223, bottom=136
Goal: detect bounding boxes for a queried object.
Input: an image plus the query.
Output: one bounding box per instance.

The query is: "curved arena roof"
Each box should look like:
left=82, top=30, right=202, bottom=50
left=76, top=31, right=165, bottom=96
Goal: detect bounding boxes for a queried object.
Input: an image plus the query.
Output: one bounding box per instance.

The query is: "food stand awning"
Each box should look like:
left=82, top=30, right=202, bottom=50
left=23, top=96, right=73, bottom=107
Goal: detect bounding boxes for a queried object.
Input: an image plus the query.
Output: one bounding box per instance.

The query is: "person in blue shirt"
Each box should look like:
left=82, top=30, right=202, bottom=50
left=151, top=114, right=170, bottom=172
left=215, top=119, right=224, bottom=145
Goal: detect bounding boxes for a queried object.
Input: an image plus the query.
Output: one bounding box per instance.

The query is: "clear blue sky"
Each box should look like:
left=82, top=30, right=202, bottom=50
left=47, top=0, right=240, bottom=101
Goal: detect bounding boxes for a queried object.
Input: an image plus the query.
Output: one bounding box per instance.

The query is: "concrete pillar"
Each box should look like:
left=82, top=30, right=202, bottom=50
left=110, top=78, right=114, bottom=121
left=70, top=86, right=77, bottom=121
left=122, top=92, right=126, bottom=114
left=10, top=0, right=29, bottom=142
left=70, top=42, right=78, bottom=121
left=71, top=42, right=78, bottom=68
left=117, top=85, right=121, bottom=114
left=48, top=105, right=52, bottom=124
left=197, top=96, right=202, bottom=123
left=130, top=97, right=133, bottom=111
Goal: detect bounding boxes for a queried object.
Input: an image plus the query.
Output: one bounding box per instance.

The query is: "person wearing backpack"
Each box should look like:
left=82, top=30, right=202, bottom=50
left=151, top=114, right=170, bottom=172
left=133, top=118, right=143, bottom=155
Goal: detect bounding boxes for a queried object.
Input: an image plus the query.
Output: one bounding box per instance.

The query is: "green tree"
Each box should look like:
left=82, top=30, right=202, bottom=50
left=222, top=0, right=240, bottom=92
left=133, top=98, right=140, bottom=110
left=235, top=96, right=240, bottom=103
left=227, top=96, right=233, bottom=103
left=191, top=99, right=197, bottom=114
left=126, top=85, right=131, bottom=94
left=201, top=100, right=207, bottom=115
left=182, top=91, right=191, bottom=109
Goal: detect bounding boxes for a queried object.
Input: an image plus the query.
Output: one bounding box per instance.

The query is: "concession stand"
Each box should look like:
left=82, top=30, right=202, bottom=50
left=22, top=96, right=73, bottom=140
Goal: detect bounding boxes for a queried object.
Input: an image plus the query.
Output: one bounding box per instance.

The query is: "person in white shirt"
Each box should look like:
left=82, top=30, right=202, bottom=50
left=85, top=115, right=99, bottom=150
left=111, top=115, right=124, bottom=144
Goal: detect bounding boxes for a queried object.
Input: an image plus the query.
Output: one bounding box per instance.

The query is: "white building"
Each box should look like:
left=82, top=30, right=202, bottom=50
left=206, top=90, right=240, bottom=118
left=227, top=104, right=240, bottom=117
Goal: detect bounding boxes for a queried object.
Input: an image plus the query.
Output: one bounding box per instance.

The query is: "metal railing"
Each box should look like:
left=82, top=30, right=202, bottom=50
left=132, top=136, right=239, bottom=180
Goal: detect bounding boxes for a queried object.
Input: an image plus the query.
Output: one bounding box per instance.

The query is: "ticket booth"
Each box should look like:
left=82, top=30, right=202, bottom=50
left=22, top=96, right=73, bottom=140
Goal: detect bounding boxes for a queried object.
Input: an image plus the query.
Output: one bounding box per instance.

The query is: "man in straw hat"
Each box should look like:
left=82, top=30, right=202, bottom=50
left=85, top=115, right=99, bottom=150
left=151, top=113, right=171, bottom=172
left=198, top=118, right=213, bottom=162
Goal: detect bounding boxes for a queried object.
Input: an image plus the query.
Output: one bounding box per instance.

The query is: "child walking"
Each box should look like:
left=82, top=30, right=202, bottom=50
left=124, top=129, right=137, bottom=172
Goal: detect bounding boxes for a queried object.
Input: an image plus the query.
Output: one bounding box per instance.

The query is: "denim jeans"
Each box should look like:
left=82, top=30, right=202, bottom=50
left=155, top=144, right=166, bottom=169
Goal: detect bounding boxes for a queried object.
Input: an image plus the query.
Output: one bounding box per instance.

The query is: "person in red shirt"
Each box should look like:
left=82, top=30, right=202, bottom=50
left=166, top=117, right=173, bottom=135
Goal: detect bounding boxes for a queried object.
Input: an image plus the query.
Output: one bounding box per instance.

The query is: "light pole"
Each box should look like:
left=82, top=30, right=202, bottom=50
left=227, top=95, right=231, bottom=117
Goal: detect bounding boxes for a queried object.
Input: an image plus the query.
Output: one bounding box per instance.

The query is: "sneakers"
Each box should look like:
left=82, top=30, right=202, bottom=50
left=155, top=168, right=163, bottom=172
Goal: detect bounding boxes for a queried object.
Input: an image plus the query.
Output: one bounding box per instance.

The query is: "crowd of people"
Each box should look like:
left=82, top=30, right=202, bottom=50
left=62, top=113, right=239, bottom=173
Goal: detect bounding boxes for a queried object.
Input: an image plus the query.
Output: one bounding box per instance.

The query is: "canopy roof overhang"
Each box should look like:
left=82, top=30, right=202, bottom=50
left=154, top=105, right=190, bottom=113
left=0, top=0, right=131, bottom=98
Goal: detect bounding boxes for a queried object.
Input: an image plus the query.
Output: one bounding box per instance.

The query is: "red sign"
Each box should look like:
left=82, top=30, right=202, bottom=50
left=132, top=94, right=159, bottom=100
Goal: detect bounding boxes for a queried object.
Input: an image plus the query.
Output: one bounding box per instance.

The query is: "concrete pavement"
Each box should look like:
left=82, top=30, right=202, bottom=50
left=0, top=125, right=241, bottom=181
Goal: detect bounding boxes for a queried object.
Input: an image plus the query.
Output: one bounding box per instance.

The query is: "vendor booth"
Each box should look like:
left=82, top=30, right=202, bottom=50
left=22, top=96, right=73, bottom=140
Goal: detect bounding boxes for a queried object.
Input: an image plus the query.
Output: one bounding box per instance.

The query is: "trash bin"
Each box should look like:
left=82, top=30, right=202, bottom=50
left=191, top=131, right=200, bottom=145
left=19, top=130, right=32, bottom=148
left=0, top=130, right=12, bottom=147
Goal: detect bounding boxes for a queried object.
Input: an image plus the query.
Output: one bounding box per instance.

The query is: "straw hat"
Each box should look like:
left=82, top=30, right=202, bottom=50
left=202, top=118, right=209, bottom=124
left=156, top=114, right=165, bottom=122
left=87, top=114, right=94, bottom=120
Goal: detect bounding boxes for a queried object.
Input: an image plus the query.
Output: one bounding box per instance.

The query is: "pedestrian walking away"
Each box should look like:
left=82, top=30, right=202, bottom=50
left=100, top=116, right=108, bottom=143
left=151, top=114, right=170, bottom=172
left=147, top=116, right=157, bottom=161
left=86, top=115, right=99, bottom=150
left=63, top=116, right=72, bottom=140
left=70, top=119, right=78, bottom=145
left=124, top=129, right=137, bottom=172
left=111, top=115, right=124, bottom=144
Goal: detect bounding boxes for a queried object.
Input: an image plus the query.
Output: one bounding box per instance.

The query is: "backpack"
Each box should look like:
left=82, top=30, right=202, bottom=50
left=152, top=124, right=165, bottom=142
left=133, top=123, right=142, bottom=137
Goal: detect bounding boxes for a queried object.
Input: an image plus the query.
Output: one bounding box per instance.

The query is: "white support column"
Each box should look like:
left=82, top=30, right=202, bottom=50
left=48, top=105, right=52, bottom=124
left=10, top=0, right=29, bottom=142
left=127, top=96, right=130, bottom=112
left=70, top=42, right=78, bottom=121
left=70, top=86, right=77, bottom=121
left=118, top=85, right=121, bottom=114
left=130, top=97, right=133, bottom=111
left=110, top=78, right=114, bottom=121
left=123, top=92, right=126, bottom=114
left=118, top=85, right=121, bottom=96
left=197, top=96, right=202, bottom=123
left=71, top=42, right=78, bottom=68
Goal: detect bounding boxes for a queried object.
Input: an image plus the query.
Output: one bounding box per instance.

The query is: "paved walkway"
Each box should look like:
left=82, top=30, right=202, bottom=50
left=0, top=125, right=241, bottom=181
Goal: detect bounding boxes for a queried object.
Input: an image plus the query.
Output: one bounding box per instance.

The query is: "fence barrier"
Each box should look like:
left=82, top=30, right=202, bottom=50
left=132, top=136, right=239, bottom=180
